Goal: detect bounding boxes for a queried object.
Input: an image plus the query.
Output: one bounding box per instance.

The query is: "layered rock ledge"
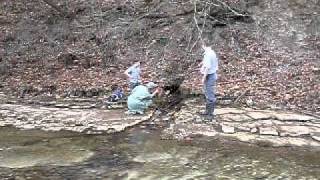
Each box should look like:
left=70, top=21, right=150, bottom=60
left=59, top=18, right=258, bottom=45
left=0, top=103, right=152, bottom=134
left=1, top=96, right=320, bottom=148
left=162, top=98, right=320, bottom=148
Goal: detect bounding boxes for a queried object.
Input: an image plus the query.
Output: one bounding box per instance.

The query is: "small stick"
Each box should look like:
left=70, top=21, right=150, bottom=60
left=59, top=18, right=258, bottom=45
left=234, top=89, right=249, bottom=103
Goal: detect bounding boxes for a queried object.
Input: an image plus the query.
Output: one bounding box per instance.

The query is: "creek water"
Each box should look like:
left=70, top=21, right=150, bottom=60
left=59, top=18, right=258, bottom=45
left=0, top=126, right=319, bottom=180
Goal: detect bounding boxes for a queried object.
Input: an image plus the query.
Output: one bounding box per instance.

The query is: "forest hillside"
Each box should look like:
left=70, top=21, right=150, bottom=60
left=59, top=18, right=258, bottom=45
left=0, top=0, right=319, bottom=113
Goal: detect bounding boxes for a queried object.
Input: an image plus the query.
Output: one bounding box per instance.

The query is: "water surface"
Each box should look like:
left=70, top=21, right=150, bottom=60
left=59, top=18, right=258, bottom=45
left=0, top=127, right=319, bottom=179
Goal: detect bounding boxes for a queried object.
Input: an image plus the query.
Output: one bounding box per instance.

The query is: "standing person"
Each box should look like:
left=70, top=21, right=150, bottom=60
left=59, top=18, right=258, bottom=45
left=199, top=44, right=219, bottom=120
left=124, top=61, right=141, bottom=91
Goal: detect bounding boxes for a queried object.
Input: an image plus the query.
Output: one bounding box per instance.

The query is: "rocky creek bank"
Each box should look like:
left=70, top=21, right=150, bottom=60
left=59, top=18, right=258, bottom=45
left=162, top=98, right=320, bottom=148
left=0, top=92, right=153, bottom=134
left=0, top=93, right=320, bottom=148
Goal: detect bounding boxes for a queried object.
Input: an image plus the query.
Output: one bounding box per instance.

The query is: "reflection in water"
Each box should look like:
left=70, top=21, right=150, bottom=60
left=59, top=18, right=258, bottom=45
left=119, top=132, right=320, bottom=180
left=0, top=127, right=96, bottom=168
left=0, top=127, right=320, bottom=179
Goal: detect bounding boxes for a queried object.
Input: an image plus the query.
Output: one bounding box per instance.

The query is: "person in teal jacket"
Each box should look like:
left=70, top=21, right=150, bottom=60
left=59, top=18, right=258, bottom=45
left=126, top=82, right=159, bottom=115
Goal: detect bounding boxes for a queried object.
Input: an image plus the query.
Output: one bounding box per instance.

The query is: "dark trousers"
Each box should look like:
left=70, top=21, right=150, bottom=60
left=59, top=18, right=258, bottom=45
left=203, top=73, right=216, bottom=115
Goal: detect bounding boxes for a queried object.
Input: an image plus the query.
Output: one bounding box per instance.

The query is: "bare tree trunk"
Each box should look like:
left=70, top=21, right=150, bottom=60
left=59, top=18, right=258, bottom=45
left=41, top=0, right=68, bottom=17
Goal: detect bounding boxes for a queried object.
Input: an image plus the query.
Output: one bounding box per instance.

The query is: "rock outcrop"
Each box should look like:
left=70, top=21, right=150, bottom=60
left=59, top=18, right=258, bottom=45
left=0, top=103, right=153, bottom=134
left=163, top=98, right=320, bottom=148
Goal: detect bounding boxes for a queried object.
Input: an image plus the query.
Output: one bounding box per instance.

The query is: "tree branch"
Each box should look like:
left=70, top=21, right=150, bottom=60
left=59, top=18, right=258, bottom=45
left=215, top=0, right=248, bottom=17
left=41, top=0, right=68, bottom=17
left=189, top=0, right=210, bottom=52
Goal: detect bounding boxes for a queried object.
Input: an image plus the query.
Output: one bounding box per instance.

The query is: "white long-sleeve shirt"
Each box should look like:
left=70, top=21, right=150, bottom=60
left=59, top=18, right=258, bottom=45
left=125, top=65, right=141, bottom=83
left=200, top=47, right=218, bottom=75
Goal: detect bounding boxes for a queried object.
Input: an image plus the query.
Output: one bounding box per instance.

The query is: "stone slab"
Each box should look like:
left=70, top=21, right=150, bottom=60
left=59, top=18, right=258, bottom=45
left=219, top=114, right=253, bottom=122
left=246, top=111, right=274, bottom=120
left=259, top=127, right=278, bottom=136
left=0, top=104, right=152, bottom=134
left=215, top=108, right=246, bottom=115
left=274, top=113, right=316, bottom=121
left=311, top=135, right=320, bottom=142
left=222, top=132, right=320, bottom=147
left=279, top=126, right=312, bottom=137
left=221, top=125, right=235, bottom=134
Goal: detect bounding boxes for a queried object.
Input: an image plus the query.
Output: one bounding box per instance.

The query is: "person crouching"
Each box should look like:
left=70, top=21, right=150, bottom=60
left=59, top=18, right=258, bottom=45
left=126, top=82, right=160, bottom=115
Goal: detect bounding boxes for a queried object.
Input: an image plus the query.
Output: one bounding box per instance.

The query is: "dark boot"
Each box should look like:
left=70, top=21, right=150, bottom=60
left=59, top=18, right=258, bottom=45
left=204, top=103, right=215, bottom=121
left=198, top=103, right=210, bottom=116
left=207, top=103, right=215, bottom=116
